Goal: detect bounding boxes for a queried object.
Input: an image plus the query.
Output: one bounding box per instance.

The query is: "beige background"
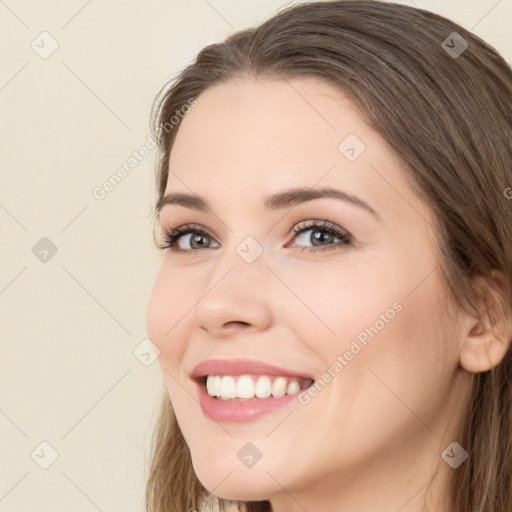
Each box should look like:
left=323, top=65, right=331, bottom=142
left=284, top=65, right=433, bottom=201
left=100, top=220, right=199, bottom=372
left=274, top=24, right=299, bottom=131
left=1, top=1, right=510, bottom=511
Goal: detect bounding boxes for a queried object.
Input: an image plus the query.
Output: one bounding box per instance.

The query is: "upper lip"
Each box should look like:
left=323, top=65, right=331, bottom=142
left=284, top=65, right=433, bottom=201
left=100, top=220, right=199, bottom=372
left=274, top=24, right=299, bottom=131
left=190, top=358, right=315, bottom=381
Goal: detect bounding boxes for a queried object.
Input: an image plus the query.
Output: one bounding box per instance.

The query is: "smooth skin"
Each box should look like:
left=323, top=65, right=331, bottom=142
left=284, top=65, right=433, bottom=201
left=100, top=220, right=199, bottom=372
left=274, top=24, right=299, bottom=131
left=146, top=76, right=511, bottom=512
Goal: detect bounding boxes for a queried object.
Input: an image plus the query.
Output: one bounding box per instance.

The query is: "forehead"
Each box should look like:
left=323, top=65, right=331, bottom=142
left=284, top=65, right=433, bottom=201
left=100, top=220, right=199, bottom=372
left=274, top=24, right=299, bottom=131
left=168, top=76, right=369, bottom=183
left=165, top=76, right=429, bottom=225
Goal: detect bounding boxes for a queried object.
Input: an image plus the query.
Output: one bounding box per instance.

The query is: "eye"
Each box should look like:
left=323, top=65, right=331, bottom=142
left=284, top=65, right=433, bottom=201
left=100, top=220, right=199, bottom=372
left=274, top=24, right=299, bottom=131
left=158, top=223, right=219, bottom=254
left=158, top=220, right=352, bottom=254
left=286, top=219, right=352, bottom=253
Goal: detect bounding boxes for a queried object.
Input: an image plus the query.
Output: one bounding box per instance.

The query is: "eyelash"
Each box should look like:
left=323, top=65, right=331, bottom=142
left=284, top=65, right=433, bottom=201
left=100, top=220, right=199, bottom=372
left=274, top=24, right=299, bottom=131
left=158, top=220, right=352, bottom=255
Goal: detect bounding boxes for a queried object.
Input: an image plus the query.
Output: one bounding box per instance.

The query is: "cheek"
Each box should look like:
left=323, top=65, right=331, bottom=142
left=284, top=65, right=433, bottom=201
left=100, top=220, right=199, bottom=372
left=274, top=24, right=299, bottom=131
left=278, top=258, right=396, bottom=353
left=146, top=283, right=169, bottom=350
left=146, top=272, right=195, bottom=425
left=298, top=257, right=451, bottom=415
left=146, top=265, right=190, bottom=361
left=340, top=274, right=454, bottom=428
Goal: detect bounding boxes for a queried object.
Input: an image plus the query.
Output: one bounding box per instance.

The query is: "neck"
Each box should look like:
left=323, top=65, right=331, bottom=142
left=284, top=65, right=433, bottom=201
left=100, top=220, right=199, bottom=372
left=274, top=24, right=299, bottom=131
left=269, top=440, right=454, bottom=512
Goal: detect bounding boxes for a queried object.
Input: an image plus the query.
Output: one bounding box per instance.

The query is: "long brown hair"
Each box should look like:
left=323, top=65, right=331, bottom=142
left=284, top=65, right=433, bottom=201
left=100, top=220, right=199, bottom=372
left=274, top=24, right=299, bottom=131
left=145, top=2, right=512, bottom=511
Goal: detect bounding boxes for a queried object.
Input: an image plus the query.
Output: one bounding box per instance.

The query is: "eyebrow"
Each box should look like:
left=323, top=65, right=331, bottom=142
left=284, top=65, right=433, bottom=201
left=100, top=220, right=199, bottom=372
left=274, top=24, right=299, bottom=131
left=156, top=186, right=382, bottom=222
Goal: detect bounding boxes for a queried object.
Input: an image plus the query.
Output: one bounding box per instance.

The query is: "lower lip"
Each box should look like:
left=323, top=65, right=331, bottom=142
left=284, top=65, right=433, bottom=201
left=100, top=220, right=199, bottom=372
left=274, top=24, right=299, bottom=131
left=196, top=380, right=300, bottom=423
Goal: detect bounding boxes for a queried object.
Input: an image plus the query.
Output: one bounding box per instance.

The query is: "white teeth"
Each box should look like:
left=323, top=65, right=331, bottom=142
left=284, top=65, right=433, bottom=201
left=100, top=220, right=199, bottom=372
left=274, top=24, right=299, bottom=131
left=213, top=375, right=222, bottom=396
left=255, top=376, right=272, bottom=398
left=205, top=374, right=309, bottom=400
left=206, top=376, right=216, bottom=396
left=207, top=375, right=222, bottom=397
left=220, top=376, right=236, bottom=399
left=236, top=375, right=255, bottom=398
left=271, top=377, right=287, bottom=397
left=286, top=380, right=300, bottom=395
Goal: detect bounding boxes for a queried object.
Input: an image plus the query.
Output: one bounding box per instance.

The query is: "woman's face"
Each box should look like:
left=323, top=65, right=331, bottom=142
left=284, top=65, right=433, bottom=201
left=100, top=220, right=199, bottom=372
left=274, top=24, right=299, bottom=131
left=146, top=76, right=471, bottom=507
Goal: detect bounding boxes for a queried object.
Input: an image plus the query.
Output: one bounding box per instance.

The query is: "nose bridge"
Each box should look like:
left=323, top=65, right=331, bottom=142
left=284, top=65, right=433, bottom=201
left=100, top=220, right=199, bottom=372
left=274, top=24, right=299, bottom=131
left=213, top=222, right=271, bottom=282
left=191, top=234, right=274, bottom=335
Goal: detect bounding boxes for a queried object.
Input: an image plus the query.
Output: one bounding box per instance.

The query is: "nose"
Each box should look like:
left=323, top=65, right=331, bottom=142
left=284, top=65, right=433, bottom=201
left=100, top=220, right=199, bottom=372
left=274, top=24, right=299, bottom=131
left=192, top=260, right=274, bottom=339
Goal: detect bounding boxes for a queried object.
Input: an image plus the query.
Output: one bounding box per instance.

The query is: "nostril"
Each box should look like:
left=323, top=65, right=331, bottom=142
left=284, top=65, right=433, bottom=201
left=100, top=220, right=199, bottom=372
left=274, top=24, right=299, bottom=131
left=225, top=321, right=250, bottom=327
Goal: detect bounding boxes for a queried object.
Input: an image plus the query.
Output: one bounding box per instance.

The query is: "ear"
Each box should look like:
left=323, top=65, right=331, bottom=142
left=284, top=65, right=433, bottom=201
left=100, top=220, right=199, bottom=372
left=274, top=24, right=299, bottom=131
left=459, top=270, right=512, bottom=373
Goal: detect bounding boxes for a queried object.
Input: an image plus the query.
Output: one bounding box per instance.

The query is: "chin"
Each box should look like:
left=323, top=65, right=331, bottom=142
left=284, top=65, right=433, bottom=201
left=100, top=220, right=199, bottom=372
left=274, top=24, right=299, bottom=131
left=192, top=460, right=276, bottom=501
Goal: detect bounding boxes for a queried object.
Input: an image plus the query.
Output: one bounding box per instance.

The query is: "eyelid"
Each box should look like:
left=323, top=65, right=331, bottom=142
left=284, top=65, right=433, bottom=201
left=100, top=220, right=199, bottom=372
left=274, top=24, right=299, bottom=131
left=285, top=219, right=352, bottom=252
left=159, top=219, right=353, bottom=254
left=158, top=223, right=217, bottom=252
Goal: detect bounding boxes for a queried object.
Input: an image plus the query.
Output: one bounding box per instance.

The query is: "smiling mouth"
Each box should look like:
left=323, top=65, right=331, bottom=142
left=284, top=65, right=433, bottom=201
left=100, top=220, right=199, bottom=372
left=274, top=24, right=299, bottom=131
left=201, top=374, right=314, bottom=401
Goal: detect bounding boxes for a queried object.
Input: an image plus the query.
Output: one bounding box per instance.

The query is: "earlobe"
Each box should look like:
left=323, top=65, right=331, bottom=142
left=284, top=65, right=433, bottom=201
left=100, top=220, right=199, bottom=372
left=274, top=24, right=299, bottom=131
left=459, top=323, right=510, bottom=373
left=459, top=271, right=512, bottom=374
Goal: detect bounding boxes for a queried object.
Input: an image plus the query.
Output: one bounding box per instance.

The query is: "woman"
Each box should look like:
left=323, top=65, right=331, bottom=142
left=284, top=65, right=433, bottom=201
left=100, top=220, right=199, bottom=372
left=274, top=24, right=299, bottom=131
left=145, top=1, right=512, bottom=511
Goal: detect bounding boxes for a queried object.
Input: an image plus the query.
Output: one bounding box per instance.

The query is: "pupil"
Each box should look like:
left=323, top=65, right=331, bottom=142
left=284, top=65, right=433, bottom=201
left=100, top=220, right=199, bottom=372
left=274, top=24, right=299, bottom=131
left=313, top=230, right=332, bottom=245
left=192, top=234, right=208, bottom=248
